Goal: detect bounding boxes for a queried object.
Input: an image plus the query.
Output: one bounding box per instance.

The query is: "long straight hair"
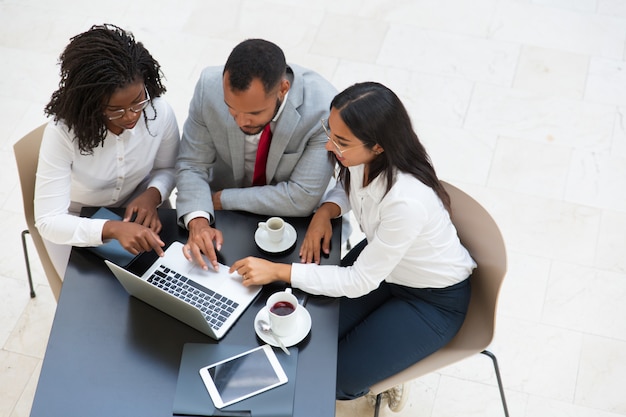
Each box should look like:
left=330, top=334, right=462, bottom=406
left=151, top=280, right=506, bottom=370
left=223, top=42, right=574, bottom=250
left=331, top=82, right=450, bottom=211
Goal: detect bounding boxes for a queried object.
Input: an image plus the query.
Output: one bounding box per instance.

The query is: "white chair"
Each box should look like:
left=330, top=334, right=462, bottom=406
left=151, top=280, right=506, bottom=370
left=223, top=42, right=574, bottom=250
left=14, top=123, right=63, bottom=301
left=370, top=181, right=509, bottom=416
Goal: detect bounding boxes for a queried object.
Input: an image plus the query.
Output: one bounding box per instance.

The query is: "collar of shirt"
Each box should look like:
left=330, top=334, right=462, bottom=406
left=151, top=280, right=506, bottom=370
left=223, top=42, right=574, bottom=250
left=350, top=164, right=388, bottom=199
left=243, top=91, right=290, bottom=184
left=272, top=90, right=289, bottom=124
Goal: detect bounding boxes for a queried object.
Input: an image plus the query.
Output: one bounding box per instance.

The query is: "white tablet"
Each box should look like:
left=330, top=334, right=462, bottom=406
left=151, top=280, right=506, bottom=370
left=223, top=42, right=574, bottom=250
left=199, top=344, right=288, bottom=409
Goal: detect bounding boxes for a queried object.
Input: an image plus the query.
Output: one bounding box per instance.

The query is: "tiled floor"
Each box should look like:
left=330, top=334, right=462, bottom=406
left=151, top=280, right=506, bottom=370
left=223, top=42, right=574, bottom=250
left=1, top=0, right=626, bottom=416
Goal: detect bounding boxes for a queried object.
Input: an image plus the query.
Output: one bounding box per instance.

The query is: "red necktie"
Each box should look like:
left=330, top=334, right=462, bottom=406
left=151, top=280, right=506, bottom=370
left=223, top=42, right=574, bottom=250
left=252, top=124, right=272, bottom=186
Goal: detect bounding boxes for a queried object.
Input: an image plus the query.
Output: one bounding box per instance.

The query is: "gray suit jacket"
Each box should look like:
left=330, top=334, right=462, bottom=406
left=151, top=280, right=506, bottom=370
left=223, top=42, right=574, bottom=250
left=176, top=64, right=337, bottom=225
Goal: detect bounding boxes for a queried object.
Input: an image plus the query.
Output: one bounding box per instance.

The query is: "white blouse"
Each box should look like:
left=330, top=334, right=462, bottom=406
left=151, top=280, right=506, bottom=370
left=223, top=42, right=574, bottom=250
left=34, top=97, right=180, bottom=247
left=291, top=165, right=476, bottom=298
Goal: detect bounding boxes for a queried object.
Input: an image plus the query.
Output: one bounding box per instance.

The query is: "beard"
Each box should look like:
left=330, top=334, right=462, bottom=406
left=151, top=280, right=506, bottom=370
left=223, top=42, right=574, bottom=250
left=238, top=97, right=282, bottom=135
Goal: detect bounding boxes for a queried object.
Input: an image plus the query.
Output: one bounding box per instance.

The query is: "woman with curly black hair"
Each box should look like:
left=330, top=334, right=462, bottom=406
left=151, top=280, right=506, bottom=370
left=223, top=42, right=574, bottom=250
left=35, top=24, right=180, bottom=278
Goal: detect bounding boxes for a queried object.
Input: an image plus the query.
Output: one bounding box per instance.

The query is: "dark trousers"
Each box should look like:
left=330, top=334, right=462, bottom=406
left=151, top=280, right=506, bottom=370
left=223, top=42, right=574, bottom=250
left=336, top=239, right=471, bottom=400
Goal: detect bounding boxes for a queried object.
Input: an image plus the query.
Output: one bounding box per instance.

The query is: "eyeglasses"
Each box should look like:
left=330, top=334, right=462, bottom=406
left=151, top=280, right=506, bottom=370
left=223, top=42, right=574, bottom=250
left=105, top=89, right=151, bottom=121
left=320, top=119, right=364, bottom=157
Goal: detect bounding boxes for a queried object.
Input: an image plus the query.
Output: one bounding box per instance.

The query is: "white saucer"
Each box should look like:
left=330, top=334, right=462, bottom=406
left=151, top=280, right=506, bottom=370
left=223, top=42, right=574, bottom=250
left=254, top=222, right=297, bottom=253
left=254, top=305, right=311, bottom=347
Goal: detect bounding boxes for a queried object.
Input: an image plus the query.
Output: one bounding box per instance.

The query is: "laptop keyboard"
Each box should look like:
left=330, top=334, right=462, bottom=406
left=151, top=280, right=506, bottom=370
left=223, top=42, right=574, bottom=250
left=147, top=265, right=239, bottom=331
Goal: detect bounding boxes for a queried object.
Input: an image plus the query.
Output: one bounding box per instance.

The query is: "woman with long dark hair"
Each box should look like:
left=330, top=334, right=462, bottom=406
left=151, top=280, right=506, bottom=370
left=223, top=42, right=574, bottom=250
left=35, top=24, right=179, bottom=278
left=230, top=82, right=475, bottom=408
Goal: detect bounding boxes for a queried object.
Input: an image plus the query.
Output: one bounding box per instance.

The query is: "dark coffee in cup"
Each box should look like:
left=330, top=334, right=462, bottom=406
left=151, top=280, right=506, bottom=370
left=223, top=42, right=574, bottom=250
left=270, top=301, right=295, bottom=316
left=266, top=288, right=298, bottom=336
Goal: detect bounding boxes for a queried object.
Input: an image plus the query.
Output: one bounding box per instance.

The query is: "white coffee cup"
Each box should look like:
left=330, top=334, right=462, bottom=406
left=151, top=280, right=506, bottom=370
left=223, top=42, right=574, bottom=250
left=257, top=217, right=285, bottom=243
left=266, top=288, right=299, bottom=337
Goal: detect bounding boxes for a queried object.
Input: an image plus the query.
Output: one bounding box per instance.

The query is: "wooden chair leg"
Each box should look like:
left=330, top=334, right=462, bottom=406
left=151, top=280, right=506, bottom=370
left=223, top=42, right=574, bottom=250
left=21, top=230, right=36, bottom=298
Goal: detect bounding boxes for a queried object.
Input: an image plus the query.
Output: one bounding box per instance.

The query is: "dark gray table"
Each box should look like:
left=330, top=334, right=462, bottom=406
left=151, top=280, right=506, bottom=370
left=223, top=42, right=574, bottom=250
left=30, top=209, right=341, bottom=417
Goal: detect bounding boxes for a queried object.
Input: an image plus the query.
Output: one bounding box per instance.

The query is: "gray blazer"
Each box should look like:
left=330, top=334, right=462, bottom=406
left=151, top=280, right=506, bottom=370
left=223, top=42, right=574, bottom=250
left=176, top=64, right=337, bottom=225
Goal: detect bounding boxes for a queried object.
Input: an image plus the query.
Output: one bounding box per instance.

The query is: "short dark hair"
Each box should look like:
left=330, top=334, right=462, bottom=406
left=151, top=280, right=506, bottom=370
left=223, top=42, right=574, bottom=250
left=331, top=82, right=450, bottom=211
left=45, top=24, right=166, bottom=154
left=223, top=39, right=286, bottom=93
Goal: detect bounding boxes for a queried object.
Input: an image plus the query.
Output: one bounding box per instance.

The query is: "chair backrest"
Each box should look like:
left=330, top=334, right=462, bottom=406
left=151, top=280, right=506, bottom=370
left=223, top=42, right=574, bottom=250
left=13, top=123, right=63, bottom=301
left=371, top=181, right=507, bottom=393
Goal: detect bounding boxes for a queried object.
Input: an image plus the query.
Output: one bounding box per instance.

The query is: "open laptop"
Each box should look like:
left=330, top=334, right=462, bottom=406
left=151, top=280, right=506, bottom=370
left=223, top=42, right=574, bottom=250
left=105, top=241, right=261, bottom=340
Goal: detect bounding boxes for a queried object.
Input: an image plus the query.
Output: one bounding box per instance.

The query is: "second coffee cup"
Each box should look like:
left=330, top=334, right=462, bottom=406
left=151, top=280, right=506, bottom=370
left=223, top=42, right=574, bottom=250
left=257, top=217, right=285, bottom=243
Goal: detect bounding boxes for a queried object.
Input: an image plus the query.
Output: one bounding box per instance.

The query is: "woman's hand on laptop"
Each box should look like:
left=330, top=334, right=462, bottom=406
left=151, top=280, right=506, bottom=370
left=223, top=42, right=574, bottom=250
left=184, top=217, right=224, bottom=271
left=230, top=257, right=291, bottom=287
left=102, top=221, right=165, bottom=256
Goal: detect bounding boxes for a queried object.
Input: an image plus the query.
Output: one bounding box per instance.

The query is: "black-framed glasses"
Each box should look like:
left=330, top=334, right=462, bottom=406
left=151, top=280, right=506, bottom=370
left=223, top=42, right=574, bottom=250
left=105, top=88, right=151, bottom=121
left=320, top=119, right=364, bottom=157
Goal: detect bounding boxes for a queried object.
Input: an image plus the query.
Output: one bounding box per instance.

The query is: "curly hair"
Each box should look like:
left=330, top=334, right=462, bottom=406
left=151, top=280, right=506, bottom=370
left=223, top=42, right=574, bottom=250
left=331, top=82, right=451, bottom=212
left=45, top=24, right=166, bottom=154
left=223, top=39, right=286, bottom=93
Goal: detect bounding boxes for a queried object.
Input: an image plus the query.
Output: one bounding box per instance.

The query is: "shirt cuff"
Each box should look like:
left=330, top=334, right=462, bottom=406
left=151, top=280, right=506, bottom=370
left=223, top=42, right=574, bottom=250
left=183, top=211, right=213, bottom=229
left=147, top=172, right=175, bottom=204
left=289, top=262, right=308, bottom=289
left=86, top=218, right=109, bottom=246
left=322, top=190, right=350, bottom=216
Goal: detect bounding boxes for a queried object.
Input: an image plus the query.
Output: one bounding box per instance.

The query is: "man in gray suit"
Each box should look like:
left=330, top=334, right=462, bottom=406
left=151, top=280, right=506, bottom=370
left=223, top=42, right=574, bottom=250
left=176, top=39, right=336, bottom=270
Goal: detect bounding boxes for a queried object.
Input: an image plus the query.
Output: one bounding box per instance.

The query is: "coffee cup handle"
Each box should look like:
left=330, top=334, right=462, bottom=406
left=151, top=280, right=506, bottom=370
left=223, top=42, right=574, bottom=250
left=258, top=222, right=267, bottom=230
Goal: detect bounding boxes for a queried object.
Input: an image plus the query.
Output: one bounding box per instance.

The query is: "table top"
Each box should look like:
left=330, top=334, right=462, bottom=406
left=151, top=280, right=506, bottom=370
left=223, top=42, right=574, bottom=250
left=30, top=209, right=341, bottom=417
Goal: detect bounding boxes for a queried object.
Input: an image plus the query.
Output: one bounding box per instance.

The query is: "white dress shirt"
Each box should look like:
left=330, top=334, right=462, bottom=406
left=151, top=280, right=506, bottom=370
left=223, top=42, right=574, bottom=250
left=291, top=165, right=476, bottom=298
left=242, top=91, right=289, bottom=186
left=34, top=97, right=180, bottom=247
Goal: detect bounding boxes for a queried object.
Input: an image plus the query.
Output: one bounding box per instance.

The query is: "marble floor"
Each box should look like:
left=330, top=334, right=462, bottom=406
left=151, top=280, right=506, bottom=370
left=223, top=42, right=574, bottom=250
left=2, top=0, right=626, bottom=416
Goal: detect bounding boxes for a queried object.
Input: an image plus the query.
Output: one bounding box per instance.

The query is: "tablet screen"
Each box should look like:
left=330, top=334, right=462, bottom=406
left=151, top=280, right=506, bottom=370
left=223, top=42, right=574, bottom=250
left=199, top=345, right=288, bottom=408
